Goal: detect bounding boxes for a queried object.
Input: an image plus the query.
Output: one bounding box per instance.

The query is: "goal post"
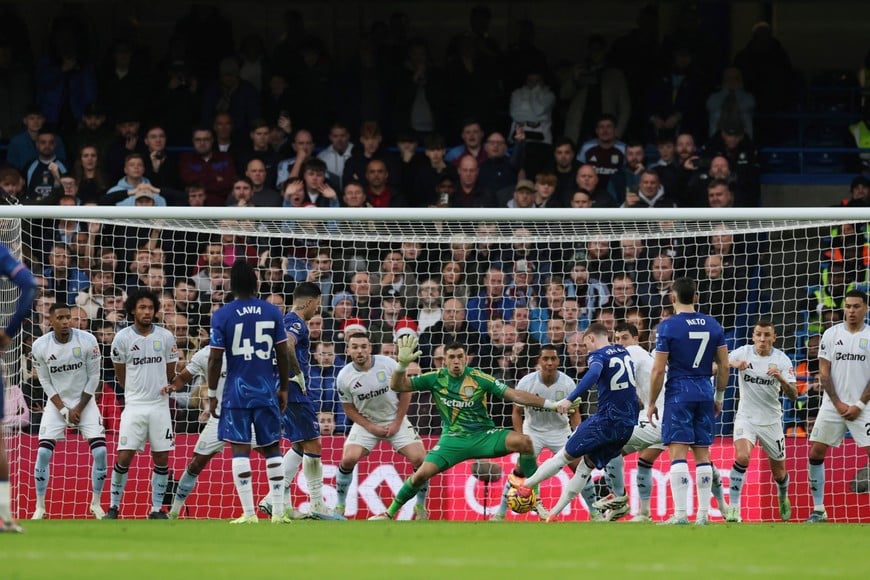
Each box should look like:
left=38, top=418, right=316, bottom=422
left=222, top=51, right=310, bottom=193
left=1, top=205, right=868, bottom=522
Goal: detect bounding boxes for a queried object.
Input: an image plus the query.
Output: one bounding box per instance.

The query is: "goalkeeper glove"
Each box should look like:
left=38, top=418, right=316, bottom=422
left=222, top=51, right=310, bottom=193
left=291, top=372, right=306, bottom=395
left=396, top=335, right=422, bottom=371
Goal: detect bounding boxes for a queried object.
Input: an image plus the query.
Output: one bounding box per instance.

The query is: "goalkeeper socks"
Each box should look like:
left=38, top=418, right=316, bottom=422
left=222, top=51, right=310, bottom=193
left=387, top=477, right=422, bottom=517
left=808, top=459, right=825, bottom=511
left=0, top=479, right=11, bottom=522
left=776, top=473, right=790, bottom=497
left=670, top=460, right=690, bottom=519
left=302, top=453, right=323, bottom=508
left=283, top=448, right=304, bottom=505
left=110, top=463, right=129, bottom=509
left=552, top=461, right=594, bottom=517
left=415, top=481, right=429, bottom=507
left=232, top=455, right=255, bottom=516
left=265, top=455, right=285, bottom=517
left=604, top=454, right=626, bottom=497
left=34, top=444, right=53, bottom=509
left=336, top=466, right=353, bottom=506
left=524, top=450, right=570, bottom=489
left=90, top=441, right=107, bottom=505
left=696, top=462, right=713, bottom=519
left=729, top=461, right=747, bottom=508
left=151, top=464, right=169, bottom=513
left=171, top=468, right=199, bottom=513
left=517, top=454, right=540, bottom=495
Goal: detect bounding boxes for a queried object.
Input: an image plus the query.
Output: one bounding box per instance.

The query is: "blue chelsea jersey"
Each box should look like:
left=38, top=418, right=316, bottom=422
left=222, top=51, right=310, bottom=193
left=283, top=311, right=310, bottom=402
left=210, top=298, right=287, bottom=409
left=586, top=344, right=640, bottom=423
left=655, top=312, right=726, bottom=401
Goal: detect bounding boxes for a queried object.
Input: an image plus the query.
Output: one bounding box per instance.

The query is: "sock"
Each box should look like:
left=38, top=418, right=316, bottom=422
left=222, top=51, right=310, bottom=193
left=0, top=479, right=11, bottom=522
left=580, top=479, right=600, bottom=516
left=171, top=468, right=199, bottom=514
left=636, top=458, right=653, bottom=514
left=604, top=455, right=626, bottom=497
left=151, top=465, right=169, bottom=513
left=696, top=463, right=713, bottom=518
left=232, top=455, right=255, bottom=516
left=729, top=461, right=747, bottom=508
left=776, top=473, right=790, bottom=498
left=809, top=460, right=825, bottom=511
left=336, top=466, right=353, bottom=507
left=303, top=453, right=323, bottom=508
left=524, top=451, right=570, bottom=489
left=34, top=444, right=54, bottom=509
left=518, top=454, right=540, bottom=495
left=415, top=481, right=429, bottom=507
left=265, top=455, right=285, bottom=517
left=496, top=481, right=511, bottom=515
left=710, top=464, right=726, bottom=509
left=670, top=460, right=690, bottom=519
left=90, top=442, right=107, bottom=505
left=110, top=463, right=129, bottom=509
left=282, top=448, right=304, bottom=505
left=387, top=477, right=422, bottom=517
left=552, top=461, right=594, bottom=517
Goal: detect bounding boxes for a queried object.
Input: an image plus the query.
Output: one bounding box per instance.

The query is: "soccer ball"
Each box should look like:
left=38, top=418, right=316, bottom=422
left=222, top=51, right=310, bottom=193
left=507, top=486, right=537, bottom=514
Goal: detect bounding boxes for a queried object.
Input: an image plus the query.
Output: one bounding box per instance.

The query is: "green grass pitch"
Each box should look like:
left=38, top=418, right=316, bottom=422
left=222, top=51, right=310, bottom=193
left=2, top=520, right=866, bottom=579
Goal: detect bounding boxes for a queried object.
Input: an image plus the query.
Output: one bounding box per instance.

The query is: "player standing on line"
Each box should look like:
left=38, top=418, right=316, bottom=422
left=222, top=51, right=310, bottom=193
left=208, top=260, right=292, bottom=524
left=806, top=289, right=870, bottom=523
left=370, top=337, right=565, bottom=520
left=106, top=289, right=179, bottom=519
left=648, top=277, right=729, bottom=525
left=31, top=304, right=107, bottom=520
left=260, top=282, right=342, bottom=519
left=508, top=324, right=640, bottom=522
left=334, top=332, right=429, bottom=519
left=594, top=322, right=727, bottom=522
left=0, top=243, right=37, bottom=533
left=726, top=320, right=797, bottom=522
left=491, top=345, right=580, bottom=521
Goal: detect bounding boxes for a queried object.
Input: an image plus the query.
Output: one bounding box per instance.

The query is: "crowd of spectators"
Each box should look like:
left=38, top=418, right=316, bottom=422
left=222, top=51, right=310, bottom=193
left=2, top=3, right=869, bottom=439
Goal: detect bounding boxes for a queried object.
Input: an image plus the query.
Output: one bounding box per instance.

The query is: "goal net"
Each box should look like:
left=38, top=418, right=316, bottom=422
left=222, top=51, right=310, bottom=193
left=3, top=206, right=869, bottom=522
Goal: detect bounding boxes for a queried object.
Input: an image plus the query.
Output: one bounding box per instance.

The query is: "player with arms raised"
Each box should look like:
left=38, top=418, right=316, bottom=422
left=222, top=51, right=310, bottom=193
left=370, top=337, right=565, bottom=520
left=31, top=304, right=106, bottom=519
left=107, top=289, right=179, bottom=519
left=726, top=319, right=797, bottom=522
left=334, top=332, right=429, bottom=519
left=209, top=260, right=291, bottom=524
left=806, top=289, right=870, bottom=523
left=508, top=324, right=640, bottom=521
left=491, top=345, right=579, bottom=521
left=648, top=277, right=728, bottom=525
left=0, top=242, right=37, bottom=533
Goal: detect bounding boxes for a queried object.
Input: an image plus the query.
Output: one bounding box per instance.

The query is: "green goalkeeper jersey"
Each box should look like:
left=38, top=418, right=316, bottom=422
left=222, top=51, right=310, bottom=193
left=410, top=366, right=508, bottom=435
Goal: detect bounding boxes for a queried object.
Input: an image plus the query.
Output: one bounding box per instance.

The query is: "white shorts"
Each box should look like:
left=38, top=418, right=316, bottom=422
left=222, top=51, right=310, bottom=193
left=344, top=418, right=421, bottom=453
left=810, top=399, right=870, bottom=448
left=734, top=415, right=786, bottom=461
left=38, top=401, right=105, bottom=441
left=528, top=428, right=572, bottom=457
left=117, top=403, right=175, bottom=453
left=622, top=410, right=666, bottom=454
left=193, top=416, right=260, bottom=455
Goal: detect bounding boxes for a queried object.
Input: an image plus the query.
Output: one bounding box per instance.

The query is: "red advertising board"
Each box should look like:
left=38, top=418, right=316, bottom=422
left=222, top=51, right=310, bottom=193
left=10, top=434, right=870, bottom=522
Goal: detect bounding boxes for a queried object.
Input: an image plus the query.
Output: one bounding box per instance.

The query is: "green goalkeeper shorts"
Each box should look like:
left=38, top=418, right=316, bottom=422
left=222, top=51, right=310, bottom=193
left=424, top=428, right=511, bottom=471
